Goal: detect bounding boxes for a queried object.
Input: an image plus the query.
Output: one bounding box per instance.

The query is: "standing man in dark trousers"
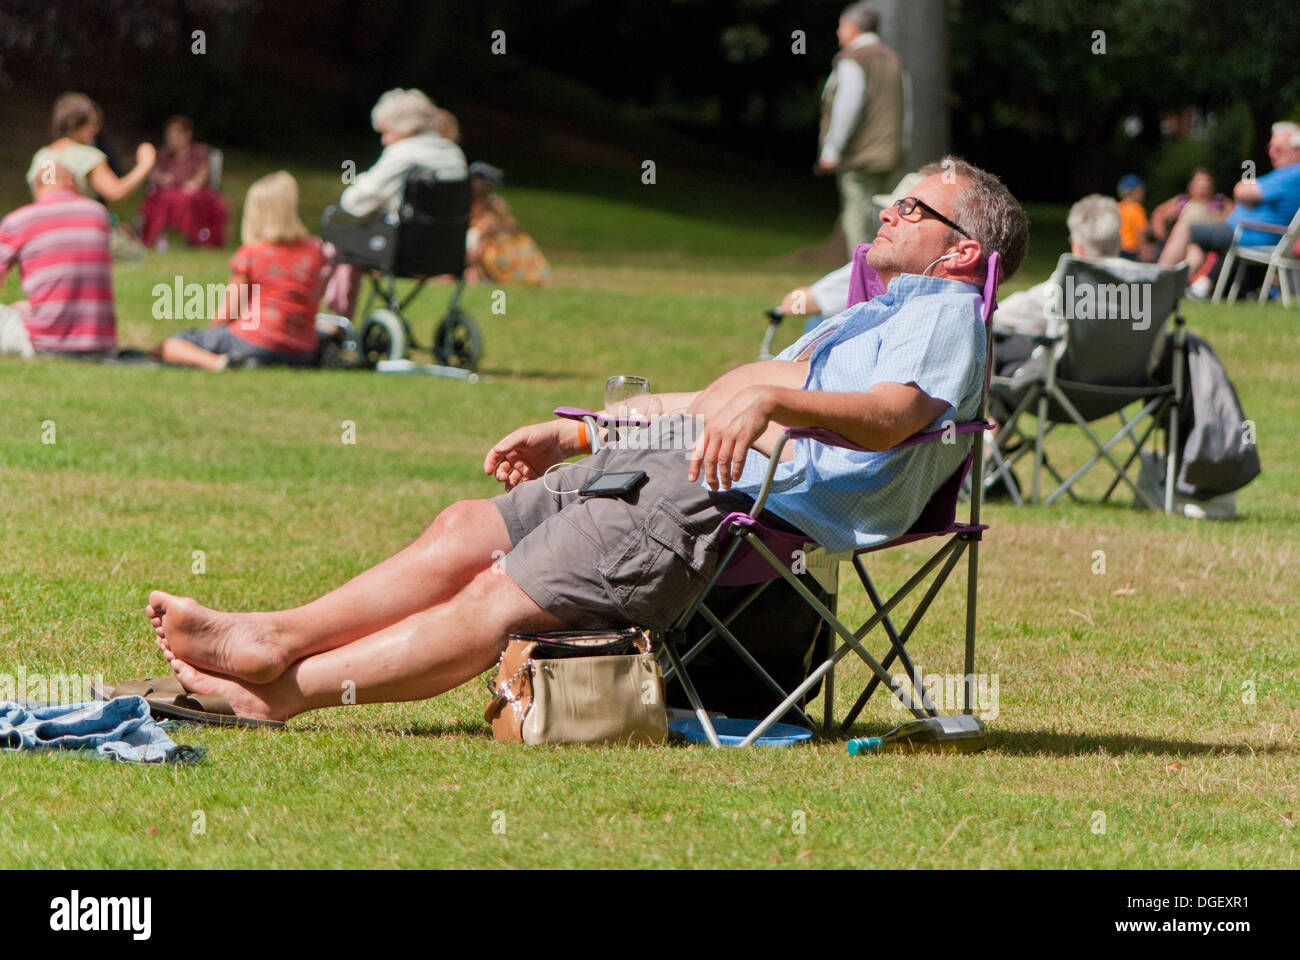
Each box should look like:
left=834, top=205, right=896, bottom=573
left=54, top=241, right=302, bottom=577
left=817, top=2, right=905, bottom=259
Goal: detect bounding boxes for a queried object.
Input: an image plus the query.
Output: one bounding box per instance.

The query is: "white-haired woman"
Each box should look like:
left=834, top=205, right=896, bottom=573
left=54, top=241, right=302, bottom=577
left=326, top=89, right=467, bottom=317
left=338, top=88, right=466, bottom=217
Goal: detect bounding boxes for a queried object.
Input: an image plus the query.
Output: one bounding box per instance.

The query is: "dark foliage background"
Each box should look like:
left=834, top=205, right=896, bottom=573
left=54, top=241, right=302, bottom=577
left=2, top=0, right=1297, bottom=201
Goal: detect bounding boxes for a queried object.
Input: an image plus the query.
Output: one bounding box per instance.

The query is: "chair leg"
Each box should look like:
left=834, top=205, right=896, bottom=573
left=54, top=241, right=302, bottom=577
left=1228, top=259, right=1245, bottom=305
left=964, top=535, right=979, bottom=716
left=1043, top=390, right=1162, bottom=509
left=1102, top=415, right=1156, bottom=503
left=987, top=384, right=1039, bottom=507
left=1165, top=399, right=1179, bottom=515
left=855, top=559, right=939, bottom=716
left=696, top=604, right=816, bottom=730
left=839, top=543, right=966, bottom=730
left=1260, top=263, right=1278, bottom=306
left=746, top=535, right=952, bottom=729
left=659, top=636, right=722, bottom=748
left=1033, top=390, right=1049, bottom=504
left=985, top=439, right=1023, bottom=506
left=1031, top=425, right=1073, bottom=493
left=660, top=582, right=771, bottom=684
left=1212, top=250, right=1235, bottom=303
left=822, top=597, right=836, bottom=734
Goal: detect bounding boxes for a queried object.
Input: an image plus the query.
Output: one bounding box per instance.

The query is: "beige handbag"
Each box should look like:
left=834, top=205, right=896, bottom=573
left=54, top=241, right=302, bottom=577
left=484, top=630, right=667, bottom=745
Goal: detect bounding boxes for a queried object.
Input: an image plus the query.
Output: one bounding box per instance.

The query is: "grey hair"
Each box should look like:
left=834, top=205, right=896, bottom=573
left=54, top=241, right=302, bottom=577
left=1066, top=194, right=1122, bottom=259
left=918, top=156, right=1030, bottom=283
left=371, top=88, right=439, bottom=138
left=841, top=2, right=880, bottom=32
left=1272, top=121, right=1300, bottom=149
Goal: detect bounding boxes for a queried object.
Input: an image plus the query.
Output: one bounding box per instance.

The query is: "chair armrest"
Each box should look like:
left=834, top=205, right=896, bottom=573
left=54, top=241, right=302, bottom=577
left=749, top=420, right=991, bottom=516
left=786, top=421, right=991, bottom=452
left=1236, top=221, right=1287, bottom=237
left=785, top=427, right=874, bottom=451
left=552, top=406, right=650, bottom=427
left=993, top=329, right=1058, bottom=347
left=320, top=205, right=378, bottom=229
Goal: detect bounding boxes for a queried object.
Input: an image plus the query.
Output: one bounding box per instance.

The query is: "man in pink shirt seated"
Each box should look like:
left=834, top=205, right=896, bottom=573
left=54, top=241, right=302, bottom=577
left=0, top=163, right=117, bottom=358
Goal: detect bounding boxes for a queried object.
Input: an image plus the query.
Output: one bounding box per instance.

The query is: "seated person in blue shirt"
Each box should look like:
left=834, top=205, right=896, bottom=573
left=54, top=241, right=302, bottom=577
left=139, top=157, right=1028, bottom=724
left=1158, top=121, right=1300, bottom=293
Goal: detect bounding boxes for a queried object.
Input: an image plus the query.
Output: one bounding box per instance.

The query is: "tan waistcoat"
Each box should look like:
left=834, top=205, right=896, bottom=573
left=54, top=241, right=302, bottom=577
left=820, top=41, right=904, bottom=172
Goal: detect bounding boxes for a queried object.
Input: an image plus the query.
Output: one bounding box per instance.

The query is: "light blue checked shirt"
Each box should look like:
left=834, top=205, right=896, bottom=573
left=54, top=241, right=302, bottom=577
left=731, top=273, right=986, bottom=554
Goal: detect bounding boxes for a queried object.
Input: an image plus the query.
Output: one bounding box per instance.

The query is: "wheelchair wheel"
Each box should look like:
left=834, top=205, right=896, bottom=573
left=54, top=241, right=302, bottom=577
left=358, top=308, right=408, bottom=368
left=433, top=306, right=482, bottom=370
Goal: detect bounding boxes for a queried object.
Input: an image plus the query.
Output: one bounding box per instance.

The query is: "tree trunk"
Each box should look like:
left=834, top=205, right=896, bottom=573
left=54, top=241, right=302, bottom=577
left=877, top=0, right=950, bottom=168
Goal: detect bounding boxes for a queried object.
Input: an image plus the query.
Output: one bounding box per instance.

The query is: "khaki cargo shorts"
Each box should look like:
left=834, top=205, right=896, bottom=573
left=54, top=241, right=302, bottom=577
left=494, top=414, right=758, bottom=629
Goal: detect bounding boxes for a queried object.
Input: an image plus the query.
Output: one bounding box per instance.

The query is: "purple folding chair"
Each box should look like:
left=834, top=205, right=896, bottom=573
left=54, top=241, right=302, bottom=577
left=558, top=247, right=1000, bottom=747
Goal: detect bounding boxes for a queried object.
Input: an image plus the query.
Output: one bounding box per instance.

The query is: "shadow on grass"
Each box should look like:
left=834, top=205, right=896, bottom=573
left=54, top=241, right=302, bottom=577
left=387, top=722, right=495, bottom=739
left=280, top=718, right=494, bottom=738
left=987, top=728, right=1294, bottom=758
left=279, top=719, right=1292, bottom=758
left=476, top=367, right=576, bottom=381
left=800, top=721, right=1294, bottom=757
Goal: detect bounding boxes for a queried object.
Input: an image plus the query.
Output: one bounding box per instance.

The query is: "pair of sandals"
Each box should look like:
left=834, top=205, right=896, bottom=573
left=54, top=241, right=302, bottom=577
left=91, top=675, right=284, bottom=730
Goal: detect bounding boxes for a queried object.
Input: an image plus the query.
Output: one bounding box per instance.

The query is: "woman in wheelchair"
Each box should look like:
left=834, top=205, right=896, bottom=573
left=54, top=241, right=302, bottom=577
left=326, top=88, right=467, bottom=320
left=153, top=172, right=329, bottom=370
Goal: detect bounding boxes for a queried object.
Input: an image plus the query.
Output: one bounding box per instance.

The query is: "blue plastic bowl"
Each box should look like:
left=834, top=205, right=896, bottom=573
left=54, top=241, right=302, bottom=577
left=669, top=717, right=812, bottom=747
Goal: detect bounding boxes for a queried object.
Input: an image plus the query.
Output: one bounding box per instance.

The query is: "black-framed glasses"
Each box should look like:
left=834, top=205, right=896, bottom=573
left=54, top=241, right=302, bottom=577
left=893, top=196, right=971, bottom=239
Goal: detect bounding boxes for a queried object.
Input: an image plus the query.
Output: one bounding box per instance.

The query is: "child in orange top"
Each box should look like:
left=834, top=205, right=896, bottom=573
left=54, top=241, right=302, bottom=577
left=1116, top=174, right=1148, bottom=261
left=156, top=171, right=329, bottom=370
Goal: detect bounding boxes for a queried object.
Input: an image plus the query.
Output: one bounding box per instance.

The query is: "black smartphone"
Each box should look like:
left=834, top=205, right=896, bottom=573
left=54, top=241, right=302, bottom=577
left=579, top=470, right=649, bottom=499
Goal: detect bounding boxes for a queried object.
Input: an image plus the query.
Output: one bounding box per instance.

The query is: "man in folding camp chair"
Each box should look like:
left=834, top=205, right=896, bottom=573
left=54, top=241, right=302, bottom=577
left=136, top=158, right=1028, bottom=734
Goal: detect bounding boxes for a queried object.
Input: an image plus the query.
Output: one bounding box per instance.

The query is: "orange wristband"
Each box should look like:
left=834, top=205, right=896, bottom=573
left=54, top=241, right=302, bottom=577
left=577, top=421, right=592, bottom=455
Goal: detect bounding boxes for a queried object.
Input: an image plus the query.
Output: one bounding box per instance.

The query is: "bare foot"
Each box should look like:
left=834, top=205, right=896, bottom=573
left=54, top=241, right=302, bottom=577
left=167, top=655, right=290, bottom=723
left=146, top=590, right=291, bottom=684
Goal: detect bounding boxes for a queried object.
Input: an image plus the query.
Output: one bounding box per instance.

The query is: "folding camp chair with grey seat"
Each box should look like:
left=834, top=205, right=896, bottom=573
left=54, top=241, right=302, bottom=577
left=988, top=255, right=1188, bottom=512
left=1211, top=206, right=1300, bottom=308
left=557, top=247, right=1001, bottom=746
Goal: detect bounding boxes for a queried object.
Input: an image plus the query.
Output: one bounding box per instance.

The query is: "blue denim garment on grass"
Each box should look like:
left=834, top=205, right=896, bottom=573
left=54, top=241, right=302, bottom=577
left=0, top=696, right=198, bottom=764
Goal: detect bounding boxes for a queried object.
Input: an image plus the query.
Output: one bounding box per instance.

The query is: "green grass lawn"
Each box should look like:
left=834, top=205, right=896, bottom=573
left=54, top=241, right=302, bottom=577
left=1, top=159, right=1297, bottom=869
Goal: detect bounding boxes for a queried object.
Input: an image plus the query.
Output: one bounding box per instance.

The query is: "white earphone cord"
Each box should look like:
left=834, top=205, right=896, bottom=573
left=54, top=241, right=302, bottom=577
left=541, top=461, right=602, bottom=496
left=923, top=252, right=960, bottom=276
